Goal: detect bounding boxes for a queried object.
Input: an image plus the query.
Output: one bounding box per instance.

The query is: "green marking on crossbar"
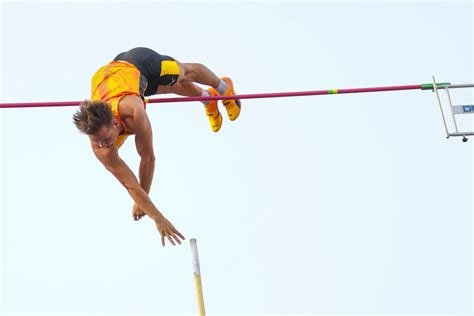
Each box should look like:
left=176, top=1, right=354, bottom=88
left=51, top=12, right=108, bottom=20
left=421, top=82, right=451, bottom=90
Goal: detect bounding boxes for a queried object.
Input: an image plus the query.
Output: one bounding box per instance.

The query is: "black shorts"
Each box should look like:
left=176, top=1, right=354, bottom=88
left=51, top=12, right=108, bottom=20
left=113, top=47, right=180, bottom=97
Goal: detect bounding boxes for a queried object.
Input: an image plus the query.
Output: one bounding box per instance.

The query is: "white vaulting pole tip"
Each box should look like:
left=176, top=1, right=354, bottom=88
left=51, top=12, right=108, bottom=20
left=190, top=238, right=206, bottom=316
left=190, top=238, right=201, bottom=275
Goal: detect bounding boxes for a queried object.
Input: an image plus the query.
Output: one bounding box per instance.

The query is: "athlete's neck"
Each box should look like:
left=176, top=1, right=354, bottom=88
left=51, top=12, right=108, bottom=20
left=119, top=122, right=126, bottom=135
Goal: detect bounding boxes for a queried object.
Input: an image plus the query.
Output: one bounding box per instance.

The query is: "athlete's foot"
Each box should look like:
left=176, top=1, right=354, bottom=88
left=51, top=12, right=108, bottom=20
left=220, top=77, right=241, bottom=121
left=204, top=88, right=222, bottom=132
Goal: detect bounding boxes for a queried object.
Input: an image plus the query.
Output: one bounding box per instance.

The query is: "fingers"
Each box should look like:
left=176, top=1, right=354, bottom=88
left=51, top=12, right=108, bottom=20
left=132, top=204, right=147, bottom=221
left=133, top=212, right=146, bottom=221
left=160, top=232, right=178, bottom=246
left=169, top=229, right=185, bottom=245
left=161, top=231, right=180, bottom=246
left=155, top=217, right=185, bottom=247
left=167, top=234, right=176, bottom=246
left=173, top=227, right=186, bottom=241
left=159, top=228, right=185, bottom=247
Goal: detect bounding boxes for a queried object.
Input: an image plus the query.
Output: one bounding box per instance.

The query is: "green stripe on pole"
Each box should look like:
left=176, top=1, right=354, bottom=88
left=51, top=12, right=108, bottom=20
left=328, top=89, right=338, bottom=94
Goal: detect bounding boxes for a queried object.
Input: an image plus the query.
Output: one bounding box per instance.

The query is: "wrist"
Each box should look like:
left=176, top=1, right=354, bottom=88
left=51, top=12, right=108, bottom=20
left=150, top=212, right=164, bottom=222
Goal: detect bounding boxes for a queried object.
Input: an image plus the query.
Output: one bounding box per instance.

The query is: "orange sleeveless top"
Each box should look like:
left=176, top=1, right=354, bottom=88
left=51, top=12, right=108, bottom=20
left=91, top=61, right=146, bottom=148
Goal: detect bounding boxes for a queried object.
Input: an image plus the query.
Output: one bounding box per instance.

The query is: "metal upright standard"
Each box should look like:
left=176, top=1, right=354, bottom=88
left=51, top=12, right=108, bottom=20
left=431, top=76, right=474, bottom=142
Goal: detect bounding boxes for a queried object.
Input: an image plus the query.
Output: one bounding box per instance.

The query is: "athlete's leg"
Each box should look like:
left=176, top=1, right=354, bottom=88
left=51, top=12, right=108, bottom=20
left=176, top=62, right=241, bottom=121
left=158, top=82, right=222, bottom=132
left=175, top=62, right=220, bottom=88
left=152, top=57, right=237, bottom=132
left=168, top=82, right=202, bottom=96
left=156, top=82, right=210, bottom=97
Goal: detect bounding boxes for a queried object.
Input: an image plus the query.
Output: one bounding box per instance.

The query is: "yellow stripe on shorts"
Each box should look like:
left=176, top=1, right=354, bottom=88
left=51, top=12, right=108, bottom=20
left=160, top=60, right=180, bottom=77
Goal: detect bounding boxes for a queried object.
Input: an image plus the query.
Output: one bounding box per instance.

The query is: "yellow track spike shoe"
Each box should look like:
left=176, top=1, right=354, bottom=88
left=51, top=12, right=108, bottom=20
left=204, top=88, right=222, bottom=132
left=221, top=77, right=241, bottom=121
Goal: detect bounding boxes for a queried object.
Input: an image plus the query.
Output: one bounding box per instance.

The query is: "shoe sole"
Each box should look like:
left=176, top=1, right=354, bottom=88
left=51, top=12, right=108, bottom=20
left=221, top=77, right=241, bottom=121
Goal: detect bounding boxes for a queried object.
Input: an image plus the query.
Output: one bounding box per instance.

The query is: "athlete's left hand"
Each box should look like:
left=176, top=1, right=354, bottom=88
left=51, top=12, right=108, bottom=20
left=132, top=203, right=147, bottom=221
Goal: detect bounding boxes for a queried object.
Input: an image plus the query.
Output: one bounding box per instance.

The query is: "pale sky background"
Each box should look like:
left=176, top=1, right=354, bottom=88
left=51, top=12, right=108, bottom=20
left=0, top=1, right=473, bottom=315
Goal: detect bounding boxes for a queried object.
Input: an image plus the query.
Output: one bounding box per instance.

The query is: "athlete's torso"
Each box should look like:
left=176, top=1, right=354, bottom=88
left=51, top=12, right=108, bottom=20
left=91, top=61, right=146, bottom=148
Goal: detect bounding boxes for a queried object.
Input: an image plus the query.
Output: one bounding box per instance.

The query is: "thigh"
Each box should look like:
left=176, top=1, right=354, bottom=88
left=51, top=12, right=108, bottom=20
left=175, top=62, right=190, bottom=83
left=156, top=85, right=173, bottom=94
left=157, top=56, right=181, bottom=86
left=168, top=82, right=202, bottom=97
left=155, top=82, right=201, bottom=96
left=152, top=59, right=185, bottom=95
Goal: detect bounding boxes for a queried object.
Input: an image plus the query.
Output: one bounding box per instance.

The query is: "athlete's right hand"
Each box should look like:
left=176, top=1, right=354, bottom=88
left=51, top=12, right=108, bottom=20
left=154, top=215, right=185, bottom=247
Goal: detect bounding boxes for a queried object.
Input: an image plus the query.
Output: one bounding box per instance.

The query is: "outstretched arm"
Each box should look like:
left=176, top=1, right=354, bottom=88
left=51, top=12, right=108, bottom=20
left=133, top=103, right=155, bottom=194
left=92, top=144, right=184, bottom=246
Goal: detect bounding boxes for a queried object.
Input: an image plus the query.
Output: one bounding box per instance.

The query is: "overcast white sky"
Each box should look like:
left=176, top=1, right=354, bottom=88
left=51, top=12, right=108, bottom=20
left=0, top=1, right=473, bottom=316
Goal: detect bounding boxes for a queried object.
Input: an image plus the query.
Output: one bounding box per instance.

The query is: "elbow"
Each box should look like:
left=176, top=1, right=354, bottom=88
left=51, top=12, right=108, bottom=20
left=149, top=155, right=156, bottom=164
left=142, top=155, right=155, bottom=165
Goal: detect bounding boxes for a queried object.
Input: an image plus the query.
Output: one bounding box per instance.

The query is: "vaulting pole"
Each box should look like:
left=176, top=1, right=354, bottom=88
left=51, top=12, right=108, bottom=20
left=190, top=239, right=206, bottom=316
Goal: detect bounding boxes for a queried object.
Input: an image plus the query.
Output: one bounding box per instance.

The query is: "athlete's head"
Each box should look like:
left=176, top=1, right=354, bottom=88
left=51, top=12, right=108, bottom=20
left=73, top=100, right=120, bottom=148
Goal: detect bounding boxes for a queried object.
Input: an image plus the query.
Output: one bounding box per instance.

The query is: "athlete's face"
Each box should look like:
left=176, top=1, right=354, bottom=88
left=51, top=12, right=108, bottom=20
left=90, top=121, right=119, bottom=149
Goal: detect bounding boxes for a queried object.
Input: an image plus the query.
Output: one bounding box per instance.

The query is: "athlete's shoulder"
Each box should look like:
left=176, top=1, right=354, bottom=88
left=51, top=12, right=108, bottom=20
left=119, top=95, right=146, bottom=116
